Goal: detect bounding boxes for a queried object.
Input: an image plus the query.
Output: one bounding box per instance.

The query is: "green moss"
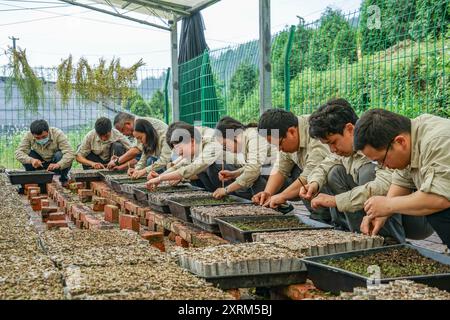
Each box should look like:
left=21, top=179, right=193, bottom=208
left=324, top=248, right=450, bottom=278
left=231, top=217, right=307, bottom=231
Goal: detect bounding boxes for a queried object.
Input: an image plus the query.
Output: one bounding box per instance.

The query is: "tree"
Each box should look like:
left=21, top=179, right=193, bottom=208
left=130, top=98, right=151, bottom=117
left=410, top=0, right=450, bottom=40
left=229, top=63, right=258, bottom=106
left=148, top=90, right=165, bottom=119
left=332, top=27, right=358, bottom=65
left=307, top=7, right=350, bottom=71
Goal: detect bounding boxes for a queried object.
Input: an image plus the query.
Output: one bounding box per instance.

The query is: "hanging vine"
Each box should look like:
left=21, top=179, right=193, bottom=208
left=56, top=55, right=73, bottom=106
left=57, top=56, right=145, bottom=107
left=5, top=47, right=44, bottom=112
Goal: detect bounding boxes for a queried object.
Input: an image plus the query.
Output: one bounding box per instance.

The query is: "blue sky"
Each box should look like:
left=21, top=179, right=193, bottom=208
left=0, top=0, right=362, bottom=69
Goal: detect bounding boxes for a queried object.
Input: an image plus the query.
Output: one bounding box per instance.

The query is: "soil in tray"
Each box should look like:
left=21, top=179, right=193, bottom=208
left=137, top=185, right=194, bottom=193
left=230, top=216, right=308, bottom=231
left=114, top=178, right=147, bottom=184
left=323, top=247, right=450, bottom=278
left=175, top=196, right=240, bottom=206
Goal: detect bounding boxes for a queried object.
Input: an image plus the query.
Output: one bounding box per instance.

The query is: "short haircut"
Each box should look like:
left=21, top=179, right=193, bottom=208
left=95, top=117, right=112, bottom=136
left=309, top=98, right=358, bottom=139
left=215, top=116, right=257, bottom=138
left=258, top=109, right=298, bottom=138
left=114, top=112, right=135, bottom=128
left=134, top=119, right=158, bottom=154
left=354, top=109, right=412, bottom=151
left=166, top=121, right=201, bottom=149
left=30, top=119, right=49, bottom=135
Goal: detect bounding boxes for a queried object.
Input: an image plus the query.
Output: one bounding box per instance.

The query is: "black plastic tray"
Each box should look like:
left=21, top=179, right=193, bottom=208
left=192, top=217, right=221, bottom=234
left=166, top=195, right=252, bottom=222
left=98, top=170, right=127, bottom=180
left=6, top=170, right=54, bottom=185
left=202, top=270, right=307, bottom=290
left=302, top=244, right=450, bottom=294
left=216, top=214, right=333, bottom=243
left=133, top=185, right=204, bottom=204
left=148, top=203, right=171, bottom=214
left=109, top=178, right=146, bottom=193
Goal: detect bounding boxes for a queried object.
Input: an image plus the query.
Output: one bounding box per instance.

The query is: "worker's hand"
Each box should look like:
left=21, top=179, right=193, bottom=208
left=47, top=163, right=60, bottom=171
left=31, top=158, right=43, bottom=169
left=169, top=178, right=181, bottom=186
left=213, top=188, right=227, bottom=199
left=218, top=170, right=237, bottom=182
left=146, top=177, right=160, bottom=191
left=264, top=193, right=286, bottom=209
left=311, top=193, right=337, bottom=210
left=147, top=170, right=159, bottom=181
left=360, top=215, right=388, bottom=236
left=132, top=169, right=147, bottom=180
left=364, top=196, right=393, bottom=218
left=127, top=168, right=135, bottom=177
left=92, top=162, right=105, bottom=170
left=299, top=182, right=319, bottom=201
left=252, top=191, right=272, bottom=206
left=107, top=156, right=118, bottom=170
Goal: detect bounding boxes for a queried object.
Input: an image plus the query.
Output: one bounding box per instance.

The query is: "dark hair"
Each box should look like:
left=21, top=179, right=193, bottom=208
left=134, top=119, right=159, bottom=155
left=166, top=121, right=201, bottom=149
left=95, top=117, right=112, bottom=136
left=258, top=109, right=298, bottom=138
left=309, top=98, right=358, bottom=139
left=354, top=109, right=411, bottom=151
left=30, top=119, right=49, bottom=135
left=114, top=112, right=135, bottom=128
left=215, top=116, right=257, bottom=138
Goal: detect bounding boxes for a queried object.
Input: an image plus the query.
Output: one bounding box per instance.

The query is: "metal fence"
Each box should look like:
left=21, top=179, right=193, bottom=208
left=178, top=0, right=449, bottom=127
left=0, top=66, right=171, bottom=169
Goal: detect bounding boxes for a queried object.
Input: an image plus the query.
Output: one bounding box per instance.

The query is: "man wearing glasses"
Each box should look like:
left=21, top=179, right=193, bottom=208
left=300, top=99, right=431, bottom=243
left=252, top=109, right=331, bottom=222
left=354, top=109, right=450, bottom=248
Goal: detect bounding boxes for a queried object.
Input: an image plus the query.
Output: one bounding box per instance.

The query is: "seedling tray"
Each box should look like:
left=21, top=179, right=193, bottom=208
left=109, top=177, right=146, bottom=193
left=216, top=215, right=333, bottom=243
left=6, top=170, right=54, bottom=185
left=202, top=271, right=307, bottom=290
left=166, top=195, right=252, bottom=222
left=192, top=217, right=221, bottom=234
left=302, top=244, right=450, bottom=294
left=98, top=170, right=127, bottom=180
left=133, top=185, right=204, bottom=204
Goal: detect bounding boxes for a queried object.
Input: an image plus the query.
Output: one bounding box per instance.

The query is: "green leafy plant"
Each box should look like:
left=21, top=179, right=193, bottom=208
left=5, top=47, right=44, bottom=112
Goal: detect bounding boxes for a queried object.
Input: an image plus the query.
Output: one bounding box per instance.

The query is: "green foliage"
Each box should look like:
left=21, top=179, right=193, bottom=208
left=410, top=0, right=450, bottom=40
left=59, top=56, right=145, bottom=107
left=307, top=7, right=352, bottom=71
left=230, top=63, right=258, bottom=105
left=5, top=48, right=44, bottom=112
left=129, top=90, right=165, bottom=120
left=56, top=55, right=73, bottom=106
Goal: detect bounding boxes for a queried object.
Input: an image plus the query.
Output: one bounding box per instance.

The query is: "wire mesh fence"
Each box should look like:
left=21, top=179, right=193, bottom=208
left=178, top=0, right=449, bottom=127
left=0, top=66, right=170, bottom=169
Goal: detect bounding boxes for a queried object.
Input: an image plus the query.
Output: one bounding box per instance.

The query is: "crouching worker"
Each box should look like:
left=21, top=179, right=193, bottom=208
left=145, top=121, right=224, bottom=192
left=212, top=116, right=271, bottom=200
left=354, top=110, right=450, bottom=248
left=301, top=99, right=422, bottom=243
left=127, top=119, right=172, bottom=179
left=110, top=112, right=169, bottom=170
left=15, top=119, right=75, bottom=186
left=252, top=109, right=331, bottom=222
left=76, top=117, right=131, bottom=170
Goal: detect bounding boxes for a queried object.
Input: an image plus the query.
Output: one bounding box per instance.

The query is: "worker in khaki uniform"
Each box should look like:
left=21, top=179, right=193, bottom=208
left=252, top=109, right=331, bottom=222
left=354, top=109, right=450, bottom=248
left=145, top=121, right=224, bottom=192
left=110, top=112, right=169, bottom=171
left=76, top=117, right=132, bottom=170
left=127, top=119, right=173, bottom=179
left=15, top=119, right=75, bottom=185
left=301, top=99, right=432, bottom=243
left=212, top=116, right=271, bottom=200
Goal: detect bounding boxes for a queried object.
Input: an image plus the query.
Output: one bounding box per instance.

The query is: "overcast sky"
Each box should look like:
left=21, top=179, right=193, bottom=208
left=0, top=0, right=362, bottom=69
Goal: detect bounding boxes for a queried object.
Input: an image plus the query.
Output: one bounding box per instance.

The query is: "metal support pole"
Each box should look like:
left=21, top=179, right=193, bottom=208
left=170, top=19, right=180, bottom=122
left=259, top=0, right=272, bottom=114
left=284, top=25, right=295, bottom=111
